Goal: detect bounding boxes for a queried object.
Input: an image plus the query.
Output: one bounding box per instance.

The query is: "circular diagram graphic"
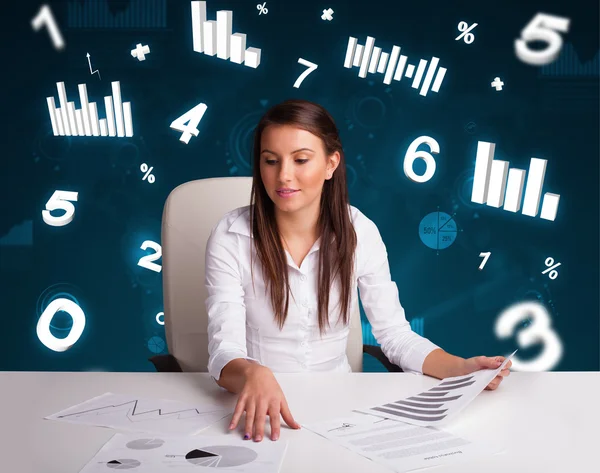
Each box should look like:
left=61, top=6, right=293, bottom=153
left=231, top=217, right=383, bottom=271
left=106, top=459, right=141, bottom=469
left=185, top=446, right=258, bottom=468
left=126, top=438, right=165, bottom=450
left=419, top=212, right=458, bottom=250
left=147, top=336, right=165, bottom=354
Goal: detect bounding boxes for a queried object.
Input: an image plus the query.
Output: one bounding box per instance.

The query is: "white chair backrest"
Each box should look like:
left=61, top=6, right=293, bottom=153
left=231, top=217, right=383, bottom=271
left=161, top=177, right=363, bottom=372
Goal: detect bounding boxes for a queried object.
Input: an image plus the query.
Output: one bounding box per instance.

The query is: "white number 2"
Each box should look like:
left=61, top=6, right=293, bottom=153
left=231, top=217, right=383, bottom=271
left=137, top=240, right=162, bottom=273
left=495, top=301, right=563, bottom=371
left=170, top=102, right=207, bottom=144
left=514, top=13, right=570, bottom=66
left=42, top=190, right=78, bottom=227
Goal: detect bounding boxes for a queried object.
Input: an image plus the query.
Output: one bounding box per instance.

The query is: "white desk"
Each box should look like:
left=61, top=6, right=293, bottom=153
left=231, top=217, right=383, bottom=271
left=0, top=371, right=596, bottom=472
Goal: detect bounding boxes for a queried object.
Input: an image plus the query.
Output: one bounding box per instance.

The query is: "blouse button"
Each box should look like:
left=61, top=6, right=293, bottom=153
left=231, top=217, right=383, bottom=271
left=300, top=275, right=307, bottom=282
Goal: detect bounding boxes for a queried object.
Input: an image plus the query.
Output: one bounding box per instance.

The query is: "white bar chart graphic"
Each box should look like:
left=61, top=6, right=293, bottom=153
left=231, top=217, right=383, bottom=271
left=344, top=36, right=447, bottom=96
left=46, top=81, right=133, bottom=138
left=191, top=1, right=261, bottom=68
left=471, top=141, right=560, bottom=221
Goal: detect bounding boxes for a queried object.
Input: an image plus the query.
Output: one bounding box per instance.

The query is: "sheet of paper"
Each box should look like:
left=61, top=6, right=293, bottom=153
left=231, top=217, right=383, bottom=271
left=78, top=432, right=288, bottom=473
left=45, top=392, right=231, bottom=435
left=303, top=410, right=499, bottom=473
left=356, top=350, right=517, bottom=427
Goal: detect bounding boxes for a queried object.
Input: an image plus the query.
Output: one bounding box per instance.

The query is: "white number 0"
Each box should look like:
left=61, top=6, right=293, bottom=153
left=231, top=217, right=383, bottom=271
left=137, top=240, right=162, bottom=273
left=42, top=190, right=78, bottom=227
left=514, top=13, right=570, bottom=66
left=495, top=301, right=563, bottom=371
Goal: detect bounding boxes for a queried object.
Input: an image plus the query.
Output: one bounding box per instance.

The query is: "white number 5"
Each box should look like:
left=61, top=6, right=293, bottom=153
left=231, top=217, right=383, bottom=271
left=42, top=190, right=78, bottom=227
left=137, top=240, right=162, bottom=273
left=514, top=13, right=570, bottom=66
left=495, top=301, right=563, bottom=371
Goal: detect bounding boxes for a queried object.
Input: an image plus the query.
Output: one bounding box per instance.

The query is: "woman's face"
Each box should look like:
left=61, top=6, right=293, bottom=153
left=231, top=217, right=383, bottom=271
left=259, top=125, right=339, bottom=215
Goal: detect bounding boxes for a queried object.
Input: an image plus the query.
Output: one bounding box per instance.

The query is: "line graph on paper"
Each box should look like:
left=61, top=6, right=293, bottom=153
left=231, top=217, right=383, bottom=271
left=45, top=392, right=231, bottom=435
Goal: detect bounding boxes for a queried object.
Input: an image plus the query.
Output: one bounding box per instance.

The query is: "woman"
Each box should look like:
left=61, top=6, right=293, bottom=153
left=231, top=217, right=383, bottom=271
left=205, top=99, right=511, bottom=444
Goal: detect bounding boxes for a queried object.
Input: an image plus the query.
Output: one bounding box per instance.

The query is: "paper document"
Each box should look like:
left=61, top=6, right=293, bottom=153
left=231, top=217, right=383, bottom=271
left=77, top=432, right=288, bottom=473
left=304, top=411, right=499, bottom=473
left=45, top=392, right=231, bottom=435
left=357, top=350, right=517, bottom=427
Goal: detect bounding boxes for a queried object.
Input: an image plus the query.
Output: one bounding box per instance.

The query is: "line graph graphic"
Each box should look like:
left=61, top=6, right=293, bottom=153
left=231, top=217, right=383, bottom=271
left=46, top=392, right=230, bottom=435
left=86, top=53, right=101, bottom=80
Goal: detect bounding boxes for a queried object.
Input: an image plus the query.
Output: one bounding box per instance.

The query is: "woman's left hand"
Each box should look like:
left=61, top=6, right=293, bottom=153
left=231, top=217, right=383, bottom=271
left=461, top=356, right=512, bottom=391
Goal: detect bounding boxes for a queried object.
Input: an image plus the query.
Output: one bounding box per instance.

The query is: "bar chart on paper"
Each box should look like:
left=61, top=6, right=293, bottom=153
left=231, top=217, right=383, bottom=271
left=470, top=141, right=561, bottom=221
left=343, top=35, right=447, bottom=96
left=190, top=1, right=262, bottom=68
left=46, top=81, right=134, bottom=138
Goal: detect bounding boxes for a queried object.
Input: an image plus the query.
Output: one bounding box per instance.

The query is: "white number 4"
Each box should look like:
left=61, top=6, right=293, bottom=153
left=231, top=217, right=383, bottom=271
left=42, top=190, right=78, bottom=227
left=514, top=13, right=570, bottom=66
left=170, top=102, right=207, bottom=144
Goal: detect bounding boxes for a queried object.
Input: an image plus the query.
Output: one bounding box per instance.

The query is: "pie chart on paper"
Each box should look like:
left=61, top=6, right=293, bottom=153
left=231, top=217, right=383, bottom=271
left=419, top=211, right=458, bottom=250
left=106, top=459, right=141, bottom=469
left=185, top=445, right=259, bottom=467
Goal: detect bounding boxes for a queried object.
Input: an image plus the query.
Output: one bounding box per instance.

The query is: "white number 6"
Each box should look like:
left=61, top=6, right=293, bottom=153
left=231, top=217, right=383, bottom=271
left=514, top=13, right=570, bottom=66
left=137, top=240, right=162, bottom=273
left=495, top=301, right=563, bottom=371
left=42, top=190, right=78, bottom=227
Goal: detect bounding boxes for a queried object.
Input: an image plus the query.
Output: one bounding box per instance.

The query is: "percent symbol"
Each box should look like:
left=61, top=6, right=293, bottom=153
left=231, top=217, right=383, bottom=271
left=140, top=163, right=155, bottom=184
left=455, top=21, right=478, bottom=44
left=542, top=257, right=561, bottom=280
left=257, top=2, right=268, bottom=15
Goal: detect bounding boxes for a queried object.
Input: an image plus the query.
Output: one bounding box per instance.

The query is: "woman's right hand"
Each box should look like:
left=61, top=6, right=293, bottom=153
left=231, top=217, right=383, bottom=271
left=228, top=364, right=301, bottom=442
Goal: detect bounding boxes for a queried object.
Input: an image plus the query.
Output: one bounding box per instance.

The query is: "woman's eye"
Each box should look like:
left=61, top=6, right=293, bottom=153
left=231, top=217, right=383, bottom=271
left=265, top=159, right=308, bottom=165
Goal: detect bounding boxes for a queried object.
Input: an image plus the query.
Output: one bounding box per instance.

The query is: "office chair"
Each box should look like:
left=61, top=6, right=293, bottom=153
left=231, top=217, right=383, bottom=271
left=149, top=176, right=401, bottom=374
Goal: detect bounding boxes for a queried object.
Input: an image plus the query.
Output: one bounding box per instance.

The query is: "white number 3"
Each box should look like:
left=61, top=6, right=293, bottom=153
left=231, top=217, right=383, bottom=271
left=514, top=13, right=570, bottom=66
left=495, top=301, right=563, bottom=371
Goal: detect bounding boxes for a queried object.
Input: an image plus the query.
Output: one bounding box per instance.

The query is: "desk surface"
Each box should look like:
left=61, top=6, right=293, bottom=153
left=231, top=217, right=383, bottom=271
left=1, top=371, right=596, bottom=473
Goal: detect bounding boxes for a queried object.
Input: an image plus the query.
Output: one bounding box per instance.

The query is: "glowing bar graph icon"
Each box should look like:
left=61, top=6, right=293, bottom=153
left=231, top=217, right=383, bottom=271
left=471, top=141, right=560, bottom=221
left=191, top=1, right=261, bottom=68
left=344, top=36, right=447, bottom=96
left=46, top=81, right=133, bottom=138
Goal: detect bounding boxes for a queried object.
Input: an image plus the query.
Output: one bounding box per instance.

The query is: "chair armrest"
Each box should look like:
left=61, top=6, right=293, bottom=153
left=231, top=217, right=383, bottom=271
left=363, top=344, right=403, bottom=372
left=148, top=354, right=183, bottom=372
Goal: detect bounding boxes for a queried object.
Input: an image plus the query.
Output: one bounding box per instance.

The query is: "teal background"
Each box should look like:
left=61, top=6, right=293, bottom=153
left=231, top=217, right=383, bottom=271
left=1, top=0, right=598, bottom=372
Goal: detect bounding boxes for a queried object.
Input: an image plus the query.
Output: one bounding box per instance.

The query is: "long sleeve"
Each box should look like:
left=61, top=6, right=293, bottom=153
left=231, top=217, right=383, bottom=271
left=205, top=223, right=261, bottom=382
left=357, top=218, right=440, bottom=374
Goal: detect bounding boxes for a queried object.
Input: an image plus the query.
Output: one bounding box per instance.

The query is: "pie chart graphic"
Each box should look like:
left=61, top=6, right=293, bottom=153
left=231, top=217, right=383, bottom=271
left=419, top=211, right=458, bottom=250
left=106, top=459, right=141, bottom=469
left=185, top=446, right=258, bottom=468
left=126, top=438, right=164, bottom=450
left=147, top=336, right=165, bottom=354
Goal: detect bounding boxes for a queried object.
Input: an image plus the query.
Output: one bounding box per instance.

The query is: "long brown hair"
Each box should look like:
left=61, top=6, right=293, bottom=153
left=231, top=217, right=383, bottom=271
left=249, top=99, right=357, bottom=336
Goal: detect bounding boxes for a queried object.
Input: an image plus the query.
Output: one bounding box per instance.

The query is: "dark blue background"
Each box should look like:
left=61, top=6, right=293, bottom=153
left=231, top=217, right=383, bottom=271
left=1, top=0, right=598, bottom=372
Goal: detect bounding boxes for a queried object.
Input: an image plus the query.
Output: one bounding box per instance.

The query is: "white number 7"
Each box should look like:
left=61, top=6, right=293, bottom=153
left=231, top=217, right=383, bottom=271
left=42, top=190, right=78, bottom=227
left=293, top=58, right=318, bottom=88
left=514, top=13, right=570, bottom=66
left=170, top=102, right=207, bottom=144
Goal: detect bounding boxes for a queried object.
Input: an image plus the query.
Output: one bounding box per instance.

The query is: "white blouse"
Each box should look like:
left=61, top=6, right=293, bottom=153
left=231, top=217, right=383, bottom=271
left=205, top=204, right=440, bottom=382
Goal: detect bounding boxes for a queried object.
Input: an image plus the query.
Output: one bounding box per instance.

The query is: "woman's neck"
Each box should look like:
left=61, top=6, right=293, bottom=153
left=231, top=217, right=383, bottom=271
left=275, top=204, right=320, bottom=242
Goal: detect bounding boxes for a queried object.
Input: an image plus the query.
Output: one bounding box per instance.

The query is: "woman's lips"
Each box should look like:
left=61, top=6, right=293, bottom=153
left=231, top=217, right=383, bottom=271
left=276, top=190, right=299, bottom=198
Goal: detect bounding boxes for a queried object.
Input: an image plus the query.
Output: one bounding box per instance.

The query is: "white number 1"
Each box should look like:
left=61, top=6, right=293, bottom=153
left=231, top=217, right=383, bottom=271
left=31, top=4, right=65, bottom=51
left=514, top=13, right=570, bottom=66
left=170, top=102, right=207, bottom=144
